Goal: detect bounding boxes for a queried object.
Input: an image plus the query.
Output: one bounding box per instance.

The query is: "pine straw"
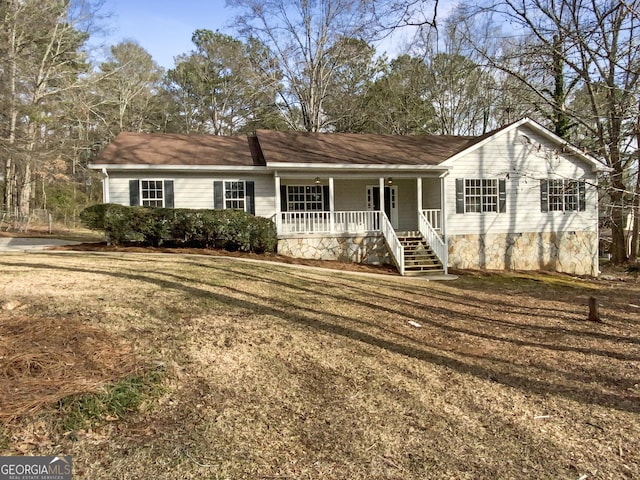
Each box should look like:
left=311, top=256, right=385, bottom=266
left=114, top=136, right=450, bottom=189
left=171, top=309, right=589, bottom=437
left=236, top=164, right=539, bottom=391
left=0, top=315, right=140, bottom=422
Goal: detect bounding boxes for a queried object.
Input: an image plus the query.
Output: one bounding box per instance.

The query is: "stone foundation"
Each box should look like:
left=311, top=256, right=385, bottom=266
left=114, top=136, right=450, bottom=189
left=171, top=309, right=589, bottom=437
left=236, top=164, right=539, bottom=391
left=448, top=231, right=598, bottom=276
left=278, top=234, right=391, bottom=265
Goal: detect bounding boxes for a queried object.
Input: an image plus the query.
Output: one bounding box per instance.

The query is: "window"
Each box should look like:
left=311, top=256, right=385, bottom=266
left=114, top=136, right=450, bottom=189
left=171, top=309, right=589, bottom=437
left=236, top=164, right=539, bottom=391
left=141, top=180, right=164, bottom=207
left=213, top=180, right=255, bottom=214
left=224, top=181, right=246, bottom=210
left=541, top=179, right=585, bottom=212
left=287, top=185, right=324, bottom=212
left=456, top=178, right=506, bottom=214
left=129, top=180, right=174, bottom=208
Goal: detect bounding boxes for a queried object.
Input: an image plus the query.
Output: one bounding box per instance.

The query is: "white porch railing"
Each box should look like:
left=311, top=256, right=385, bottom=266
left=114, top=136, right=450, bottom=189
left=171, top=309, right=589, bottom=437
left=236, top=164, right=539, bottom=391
left=422, top=209, right=442, bottom=232
left=380, top=213, right=404, bottom=275
left=418, top=209, right=448, bottom=274
left=278, top=210, right=380, bottom=235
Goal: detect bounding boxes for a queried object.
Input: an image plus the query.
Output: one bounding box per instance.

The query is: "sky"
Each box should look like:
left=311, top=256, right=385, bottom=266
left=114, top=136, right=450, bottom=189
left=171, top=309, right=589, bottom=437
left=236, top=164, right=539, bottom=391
left=99, top=0, right=456, bottom=69
left=100, top=0, right=236, bottom=68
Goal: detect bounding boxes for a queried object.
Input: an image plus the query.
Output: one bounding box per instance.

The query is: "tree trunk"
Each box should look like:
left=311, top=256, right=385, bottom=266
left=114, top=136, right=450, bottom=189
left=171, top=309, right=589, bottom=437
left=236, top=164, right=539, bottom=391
left=3, top=0, right=19, bottom=215
left=588, top=296, right=602, bottom=323
left=630, top=101, right=640, bottom=261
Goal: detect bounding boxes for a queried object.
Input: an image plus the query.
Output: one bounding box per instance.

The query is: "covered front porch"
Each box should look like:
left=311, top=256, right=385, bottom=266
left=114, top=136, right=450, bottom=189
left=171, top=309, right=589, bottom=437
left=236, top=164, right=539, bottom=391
left=273, top=173, right=449, bottom=275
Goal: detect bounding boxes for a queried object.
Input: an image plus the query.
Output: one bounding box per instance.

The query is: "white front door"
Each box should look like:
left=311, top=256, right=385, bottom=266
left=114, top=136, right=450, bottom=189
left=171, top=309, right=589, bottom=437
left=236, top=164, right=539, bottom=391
left=367, top=185, right=399, bottom=228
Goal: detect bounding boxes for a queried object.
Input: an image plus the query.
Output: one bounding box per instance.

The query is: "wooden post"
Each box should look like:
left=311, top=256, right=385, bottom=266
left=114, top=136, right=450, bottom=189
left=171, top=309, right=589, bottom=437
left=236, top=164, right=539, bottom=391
left=588, top=296, right=602, bottom=322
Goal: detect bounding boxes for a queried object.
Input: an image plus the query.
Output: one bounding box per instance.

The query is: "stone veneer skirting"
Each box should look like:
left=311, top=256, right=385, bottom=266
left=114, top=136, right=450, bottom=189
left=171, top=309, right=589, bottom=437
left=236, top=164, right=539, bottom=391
left=448, top=231, right=598, bottom=276
left=277, top=234, right=392, bottom=265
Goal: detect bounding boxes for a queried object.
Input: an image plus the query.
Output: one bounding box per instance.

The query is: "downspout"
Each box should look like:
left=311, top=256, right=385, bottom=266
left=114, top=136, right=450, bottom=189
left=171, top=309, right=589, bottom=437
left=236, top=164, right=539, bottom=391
left=101, top=168, right=110, bottom=204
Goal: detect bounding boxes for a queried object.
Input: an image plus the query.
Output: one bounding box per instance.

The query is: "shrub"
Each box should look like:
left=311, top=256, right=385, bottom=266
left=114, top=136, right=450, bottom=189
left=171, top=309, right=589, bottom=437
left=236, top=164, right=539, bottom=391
left=79, top=204, right=277, bottom=253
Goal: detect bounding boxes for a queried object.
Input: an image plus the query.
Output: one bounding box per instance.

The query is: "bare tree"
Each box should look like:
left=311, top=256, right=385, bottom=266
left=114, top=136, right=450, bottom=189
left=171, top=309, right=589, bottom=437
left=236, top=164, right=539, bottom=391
left=0, top=0, right=102, bottom=216
left=464, top=0, right=640, bottom=263
left=229, top=0, right=379, bottom=131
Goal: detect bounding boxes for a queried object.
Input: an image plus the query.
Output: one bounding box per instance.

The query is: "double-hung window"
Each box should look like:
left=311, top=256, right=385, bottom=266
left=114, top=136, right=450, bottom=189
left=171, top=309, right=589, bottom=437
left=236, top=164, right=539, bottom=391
left=213, top=180, right=255, bottom=214
left=287, top=185, right=324, bottom=212
left=224, top=181, right=246, bottom=210
left=540, top=179, right=585, bottom=212
left=129, top=180, right=174, bottom=207
left=141, top=180, right=164, bottom=207
left=456, top=178, right=506, bottom=214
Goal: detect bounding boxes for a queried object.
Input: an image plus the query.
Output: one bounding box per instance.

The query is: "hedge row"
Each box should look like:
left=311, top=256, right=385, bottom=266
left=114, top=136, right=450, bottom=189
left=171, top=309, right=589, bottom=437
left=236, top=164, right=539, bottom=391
left=80, top=204, right=277, bottom=253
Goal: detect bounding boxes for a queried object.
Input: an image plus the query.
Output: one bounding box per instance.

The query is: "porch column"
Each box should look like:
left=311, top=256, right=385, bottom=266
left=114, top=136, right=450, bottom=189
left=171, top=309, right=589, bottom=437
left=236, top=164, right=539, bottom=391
left=440, top=174, right=446, bottom=238
left=379, top=177, right=385, bottom=221
left=329, top=176, right=335, bottom=233
left=275, top=175, right=281, bottom=234
left=416, top=177, right=423, bottom=213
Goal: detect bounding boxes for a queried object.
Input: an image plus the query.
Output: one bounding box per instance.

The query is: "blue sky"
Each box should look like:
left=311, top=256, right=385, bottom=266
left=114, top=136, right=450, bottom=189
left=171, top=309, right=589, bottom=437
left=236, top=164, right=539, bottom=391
left=101, top=0, right=237, bottom=68
left=99, top=0, right=456, bottom=69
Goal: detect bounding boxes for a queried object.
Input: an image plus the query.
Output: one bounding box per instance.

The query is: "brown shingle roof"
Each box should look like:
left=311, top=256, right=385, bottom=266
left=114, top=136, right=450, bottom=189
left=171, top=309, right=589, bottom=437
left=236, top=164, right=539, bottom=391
left=255, top=130, right=479, bottom=165
left=95, top=132, right=264, bottom=166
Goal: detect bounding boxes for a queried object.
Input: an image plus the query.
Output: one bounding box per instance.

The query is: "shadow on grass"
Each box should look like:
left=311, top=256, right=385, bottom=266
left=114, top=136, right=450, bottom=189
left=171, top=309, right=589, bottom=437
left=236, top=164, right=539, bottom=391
left=2, top=255, right=639, bottom=415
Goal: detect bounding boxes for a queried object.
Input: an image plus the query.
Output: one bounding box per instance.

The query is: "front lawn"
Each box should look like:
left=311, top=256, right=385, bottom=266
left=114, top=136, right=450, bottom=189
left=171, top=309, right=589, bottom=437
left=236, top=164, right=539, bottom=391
left=1, top=253, right=638, bottom=479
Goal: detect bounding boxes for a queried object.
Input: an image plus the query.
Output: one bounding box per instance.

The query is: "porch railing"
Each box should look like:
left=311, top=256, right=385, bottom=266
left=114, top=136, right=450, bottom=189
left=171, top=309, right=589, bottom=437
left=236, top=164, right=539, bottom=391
left=418, top=209, right=448, bottom=274
left=380, top=212, right=404, bottom=275
left=421, top=209, right=442, bottom=232
left=278, top=210, right=380, bottom=235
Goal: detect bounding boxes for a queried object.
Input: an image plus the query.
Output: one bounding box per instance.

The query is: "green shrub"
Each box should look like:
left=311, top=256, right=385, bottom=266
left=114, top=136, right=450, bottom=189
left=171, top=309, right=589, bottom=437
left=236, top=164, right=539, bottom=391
left=79, top=204, right=277, bottom=253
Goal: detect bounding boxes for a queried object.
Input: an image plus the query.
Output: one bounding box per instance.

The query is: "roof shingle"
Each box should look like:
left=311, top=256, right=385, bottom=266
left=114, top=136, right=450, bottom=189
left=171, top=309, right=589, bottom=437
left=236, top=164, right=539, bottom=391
left=95, top=132, right=263, bottom=167
left=254, top=130, right=478, bottom=165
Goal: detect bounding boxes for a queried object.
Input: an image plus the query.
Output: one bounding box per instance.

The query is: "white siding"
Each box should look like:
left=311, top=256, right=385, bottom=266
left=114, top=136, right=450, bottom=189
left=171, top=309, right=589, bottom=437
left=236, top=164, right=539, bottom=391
left=442, top=124, right=598, bottom=236
left=108, top=172, right=276, bottom=218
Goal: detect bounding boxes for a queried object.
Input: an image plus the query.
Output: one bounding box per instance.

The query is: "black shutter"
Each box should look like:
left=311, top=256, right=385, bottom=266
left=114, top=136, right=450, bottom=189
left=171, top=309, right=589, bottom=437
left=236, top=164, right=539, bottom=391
left=129, top=180, right=140, bottom=206
left=498, top=179, right=507, bottom=213
left=164, top=180, right=174, bottom=208
left=540, top=180, right=549, bottom=212
left=455, top=179, right=465, bottom=214
left=280, top=185, right=288, bottom=212
left=213, top=181, right=224, bottom=209
left=322, top=185, right=330, bottom=211
left=578, top=181, right=586, bottom=211
left=245, top=181, right=255, bottom=215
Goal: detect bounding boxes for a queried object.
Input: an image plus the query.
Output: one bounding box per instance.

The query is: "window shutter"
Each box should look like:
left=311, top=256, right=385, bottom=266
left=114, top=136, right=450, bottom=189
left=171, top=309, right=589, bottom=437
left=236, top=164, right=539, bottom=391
left=498, top=179, right=507, bottom=213
left=322, top=185, right=330, bottom=211
left=245, top=181, right=255, bottom=215
left=578, top=181, right=586, bottom=211
left=540, top=180, right=549, bottom=212
left=129, top=180, right=140, bottom=206
left=213, top=181, right=224, bottom=209
left=164, top=180, right=174, bottom=208
left=280, top=185, right=288, bottom=212
left=455, top=179, right=464, bottom=214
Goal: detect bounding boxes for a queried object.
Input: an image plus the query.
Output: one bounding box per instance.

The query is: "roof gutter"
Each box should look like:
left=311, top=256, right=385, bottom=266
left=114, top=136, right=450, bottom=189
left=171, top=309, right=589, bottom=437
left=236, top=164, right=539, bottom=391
left=266, top=162, right=452, bottom=172
left=88, top=164, right=269, bottom=172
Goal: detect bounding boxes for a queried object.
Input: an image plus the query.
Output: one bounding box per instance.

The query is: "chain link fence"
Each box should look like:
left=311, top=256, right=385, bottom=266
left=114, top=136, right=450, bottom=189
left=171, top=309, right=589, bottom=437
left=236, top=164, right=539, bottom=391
left=0, top=209, right=53, bottom=233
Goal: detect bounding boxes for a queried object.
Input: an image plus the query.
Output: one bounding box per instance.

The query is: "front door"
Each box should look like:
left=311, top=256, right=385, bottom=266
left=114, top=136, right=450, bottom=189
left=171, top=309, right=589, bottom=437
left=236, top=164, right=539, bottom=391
left=367, top=185, right=399, bottom=228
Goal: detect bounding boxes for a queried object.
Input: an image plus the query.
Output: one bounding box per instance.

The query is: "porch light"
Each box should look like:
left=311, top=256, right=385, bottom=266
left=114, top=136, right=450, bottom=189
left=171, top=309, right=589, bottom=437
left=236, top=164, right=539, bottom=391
left=387, top=177, right=393, bottom=186
left=314, top=176, right=321, bottom=185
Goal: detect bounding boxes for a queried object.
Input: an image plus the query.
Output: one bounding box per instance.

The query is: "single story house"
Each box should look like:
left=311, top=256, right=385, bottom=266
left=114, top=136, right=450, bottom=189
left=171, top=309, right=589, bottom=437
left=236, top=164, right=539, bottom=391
left=90, top=118, right=608, bottom=276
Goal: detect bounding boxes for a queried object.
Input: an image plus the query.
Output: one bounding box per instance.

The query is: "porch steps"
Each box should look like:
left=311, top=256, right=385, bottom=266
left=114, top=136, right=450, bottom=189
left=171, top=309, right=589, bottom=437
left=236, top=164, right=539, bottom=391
left=397, top=232, right=445, bottom=276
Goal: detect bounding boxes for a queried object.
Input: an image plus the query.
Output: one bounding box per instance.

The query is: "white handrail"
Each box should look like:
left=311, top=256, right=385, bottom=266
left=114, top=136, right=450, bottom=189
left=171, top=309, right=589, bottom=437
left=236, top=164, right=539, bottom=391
left=278, top=211, right=379, bottom=234
left=421, top=209, right=442, bottom=232
left=418, top=210, right=448, bottom=274
left=380, top=212, right=404, bottom=275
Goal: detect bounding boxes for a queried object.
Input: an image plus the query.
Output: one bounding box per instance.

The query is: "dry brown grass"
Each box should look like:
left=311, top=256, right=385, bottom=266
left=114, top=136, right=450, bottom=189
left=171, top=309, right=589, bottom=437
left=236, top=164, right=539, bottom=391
left=0, top=315, right=140, bottom=421
left=0, top=252, right=638, bottom=479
